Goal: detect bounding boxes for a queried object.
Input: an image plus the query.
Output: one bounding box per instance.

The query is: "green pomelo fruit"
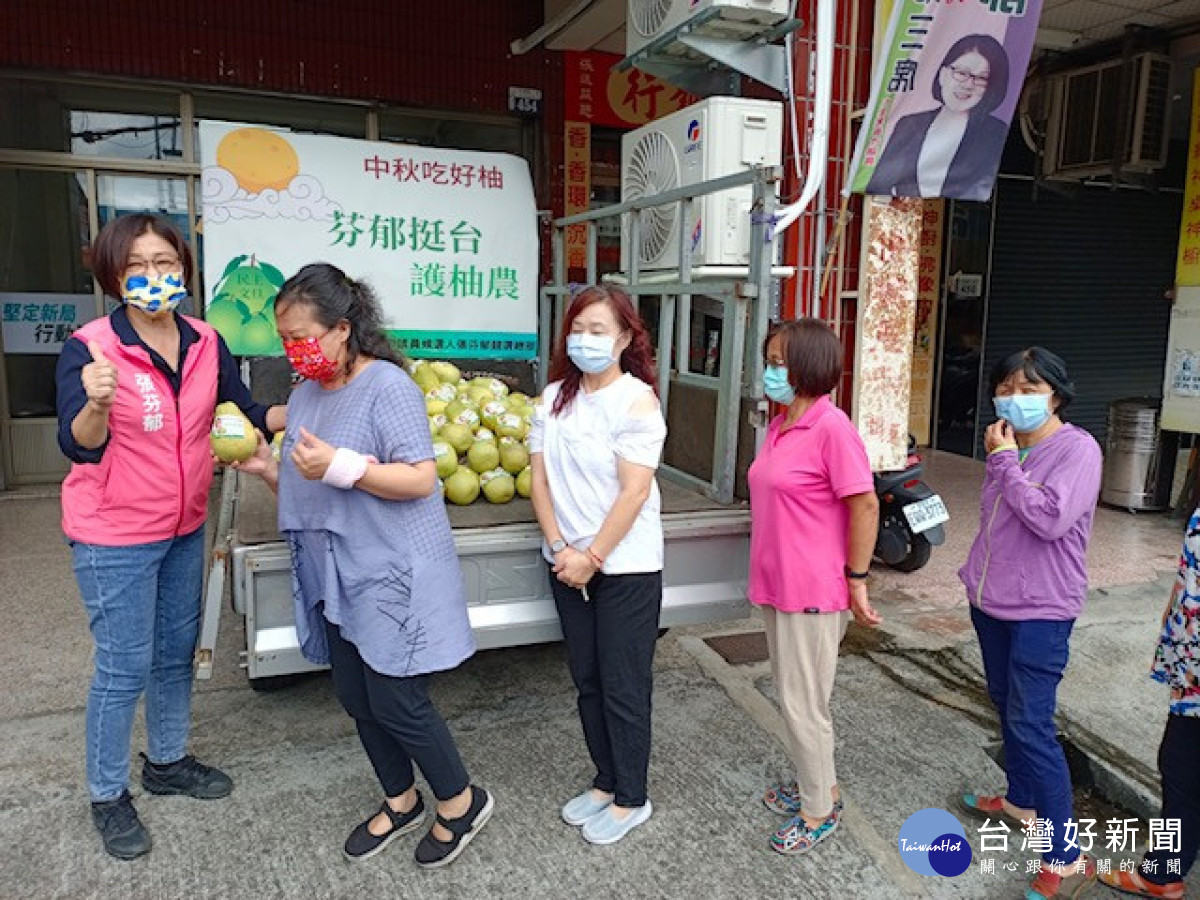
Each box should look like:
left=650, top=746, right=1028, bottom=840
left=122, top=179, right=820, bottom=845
left=465, top=389, right=492, bottom=409
left=432, top=441, right=458, bottom=479
left=467, top=440, right=500, bottom=474
left=499, top=441, right=530, bottom=475
left=452, top=408, right=481, bottom=429
left=414, top=366, right=441, bottom=394
left=516, top=466, right=532, bottom=498
left=443, top=398, right=476, bottom=421
left=439, top=423, right=474, bottom=455
left=480, top=400, right=508, bottom=431
left=427, top=383, right=457, bottom=403
left=508, top=392, right=530, bottom=407
left=495, top=413, right=527, bottom=440
left=481, top=469, right=515, bottom=504
left=210, top=401, right=258, bottom=462
left=426, top=398, right=448, bottom=416
left=430, top=361, right=461, bottom=384
left=444, top=467, right=480, bottom=505
left=473, top=427, right=497, bottom=445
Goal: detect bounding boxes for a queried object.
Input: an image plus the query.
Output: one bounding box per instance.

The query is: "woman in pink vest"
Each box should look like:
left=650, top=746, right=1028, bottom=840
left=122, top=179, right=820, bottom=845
left=55, top=213, right=286, bottom=861
left=747, top=317, right=881, bottom=855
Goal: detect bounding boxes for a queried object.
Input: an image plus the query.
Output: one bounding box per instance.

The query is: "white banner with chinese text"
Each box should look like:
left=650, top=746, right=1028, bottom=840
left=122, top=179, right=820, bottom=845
left=199, top=121, right=538, bottom=359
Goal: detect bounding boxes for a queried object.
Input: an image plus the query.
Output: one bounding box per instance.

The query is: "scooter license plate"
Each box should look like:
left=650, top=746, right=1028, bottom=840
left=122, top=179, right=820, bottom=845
left=903, top=495, right=949, bottom=534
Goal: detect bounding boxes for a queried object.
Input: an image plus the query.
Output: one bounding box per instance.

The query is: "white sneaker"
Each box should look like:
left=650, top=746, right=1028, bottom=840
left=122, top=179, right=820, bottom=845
left=581, top=800, right=653, bottom=845
left=561, top=790, right=613, bottom=826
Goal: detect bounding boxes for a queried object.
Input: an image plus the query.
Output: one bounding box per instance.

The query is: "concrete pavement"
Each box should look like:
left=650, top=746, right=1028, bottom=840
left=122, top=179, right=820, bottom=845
left=1, top=452, right=1196, bottom=899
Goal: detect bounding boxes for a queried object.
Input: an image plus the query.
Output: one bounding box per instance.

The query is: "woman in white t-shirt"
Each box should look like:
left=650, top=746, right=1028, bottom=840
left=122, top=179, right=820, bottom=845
left=528, top=285, right=667, bottom=847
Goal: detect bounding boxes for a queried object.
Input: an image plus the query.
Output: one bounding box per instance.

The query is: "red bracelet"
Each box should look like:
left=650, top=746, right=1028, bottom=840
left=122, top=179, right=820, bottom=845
left=586, top=547, right=605, bottom=569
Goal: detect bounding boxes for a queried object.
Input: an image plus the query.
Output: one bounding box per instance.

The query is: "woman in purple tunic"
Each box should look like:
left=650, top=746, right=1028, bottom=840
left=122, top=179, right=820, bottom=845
left=236, top=263, right=492, bottom=869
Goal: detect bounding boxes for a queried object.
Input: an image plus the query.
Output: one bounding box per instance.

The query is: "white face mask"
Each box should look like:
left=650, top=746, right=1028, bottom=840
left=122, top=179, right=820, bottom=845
left=567, top=333, right=617, bottom=374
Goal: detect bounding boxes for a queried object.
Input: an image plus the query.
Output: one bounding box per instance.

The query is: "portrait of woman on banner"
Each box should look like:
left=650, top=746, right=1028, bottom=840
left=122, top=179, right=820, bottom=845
left=865, top=34, right=1011, bottom=202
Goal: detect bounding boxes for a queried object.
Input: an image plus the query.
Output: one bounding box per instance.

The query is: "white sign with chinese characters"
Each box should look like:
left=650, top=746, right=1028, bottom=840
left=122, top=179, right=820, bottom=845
left=199, top=121, right=539, bottom=359
left=1, top=293, right=97, bottom=354
left=1163, top=287, right=1200, bottom=432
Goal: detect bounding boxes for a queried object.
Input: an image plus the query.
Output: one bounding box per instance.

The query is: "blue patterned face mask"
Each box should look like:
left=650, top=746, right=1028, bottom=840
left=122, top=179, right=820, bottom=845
left=122, top=272, right=186, bottom=315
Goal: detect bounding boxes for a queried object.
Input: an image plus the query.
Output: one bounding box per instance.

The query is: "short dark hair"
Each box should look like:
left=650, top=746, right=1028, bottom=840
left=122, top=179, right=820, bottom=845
left=763, top=317, right=843, bottom=398
left=988, top=347, right=1076, bottom=413
left=90, top=213, right=193, bottom=300
left=933, top=34, right=1009, bottom=119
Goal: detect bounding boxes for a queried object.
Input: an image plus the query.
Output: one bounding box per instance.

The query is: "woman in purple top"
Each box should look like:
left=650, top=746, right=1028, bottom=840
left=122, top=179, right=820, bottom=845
left=956, top=348, right=1103, bottom=899
left=235, top=263, right=492, bottom=869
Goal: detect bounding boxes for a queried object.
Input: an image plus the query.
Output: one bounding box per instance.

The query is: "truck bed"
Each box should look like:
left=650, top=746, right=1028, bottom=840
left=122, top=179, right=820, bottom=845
left=234, top=473, right=742, bottom=545
left=223, top=470, right=750, bottom=679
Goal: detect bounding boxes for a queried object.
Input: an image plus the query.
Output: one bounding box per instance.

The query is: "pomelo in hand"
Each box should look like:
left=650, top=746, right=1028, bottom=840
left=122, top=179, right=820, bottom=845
left=210, top=402, right=258, bottom=462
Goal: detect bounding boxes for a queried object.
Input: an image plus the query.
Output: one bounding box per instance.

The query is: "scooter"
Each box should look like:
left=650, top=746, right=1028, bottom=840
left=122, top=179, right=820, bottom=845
left=873, top=437, right=948, bottom=572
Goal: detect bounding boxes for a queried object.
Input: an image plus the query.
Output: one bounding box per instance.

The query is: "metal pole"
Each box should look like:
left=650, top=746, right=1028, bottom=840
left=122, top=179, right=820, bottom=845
left=628, top=210, right=642, bottom=311
left=657, top=295, right=676, bottom=417
left=585, top=221, right=597, bottom=286
left=712, top=290, right=746, bottom=505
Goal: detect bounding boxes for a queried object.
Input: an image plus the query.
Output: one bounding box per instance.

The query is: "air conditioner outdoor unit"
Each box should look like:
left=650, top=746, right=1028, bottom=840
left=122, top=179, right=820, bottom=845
left=1042, top=52, right=1171, bottom=179
left=626, top=0, right=791, bottom=57
left=620, top=96, right=782, bottom=270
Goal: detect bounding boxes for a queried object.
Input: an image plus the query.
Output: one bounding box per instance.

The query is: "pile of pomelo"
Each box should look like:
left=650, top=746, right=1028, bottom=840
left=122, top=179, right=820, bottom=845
left=411, top=359, right=536, bottom=506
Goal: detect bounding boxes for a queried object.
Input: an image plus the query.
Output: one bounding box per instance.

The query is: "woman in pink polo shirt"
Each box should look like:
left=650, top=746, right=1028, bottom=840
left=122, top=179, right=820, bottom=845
left=747, top=317, right=880, bottom=855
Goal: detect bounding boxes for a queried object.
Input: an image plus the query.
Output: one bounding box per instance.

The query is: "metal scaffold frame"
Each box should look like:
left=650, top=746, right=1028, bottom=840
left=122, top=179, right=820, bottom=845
left=539, top=165, right=783, bottom=506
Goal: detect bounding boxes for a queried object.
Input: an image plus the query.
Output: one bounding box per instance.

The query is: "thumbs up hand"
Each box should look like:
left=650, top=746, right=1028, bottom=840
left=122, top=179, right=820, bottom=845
left=81, top=341, right=119, bottom=409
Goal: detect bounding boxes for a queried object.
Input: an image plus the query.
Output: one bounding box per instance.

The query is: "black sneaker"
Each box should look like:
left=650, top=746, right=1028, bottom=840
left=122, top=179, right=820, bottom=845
left=140, top=753, right=233, bottom=799
left=91, top=791, right=152, bottom=860
left=344, top=792, right=427, bottom=862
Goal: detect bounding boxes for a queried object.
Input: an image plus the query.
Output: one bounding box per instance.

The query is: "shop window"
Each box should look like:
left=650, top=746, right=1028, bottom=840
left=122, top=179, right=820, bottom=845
left=0, top=169, right=95, bottom=418
left=71, top=111, right=183, bottom=161
left=0, top=78, right=183, bottom=157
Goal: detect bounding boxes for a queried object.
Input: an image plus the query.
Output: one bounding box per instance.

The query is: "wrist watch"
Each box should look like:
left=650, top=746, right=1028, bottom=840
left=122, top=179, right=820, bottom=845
left=550, top=539, right=568, bottom=554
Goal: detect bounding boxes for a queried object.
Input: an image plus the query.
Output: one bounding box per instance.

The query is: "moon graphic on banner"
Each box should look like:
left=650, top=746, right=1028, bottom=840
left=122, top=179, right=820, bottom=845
left=216, top=128, right=300, bottom=194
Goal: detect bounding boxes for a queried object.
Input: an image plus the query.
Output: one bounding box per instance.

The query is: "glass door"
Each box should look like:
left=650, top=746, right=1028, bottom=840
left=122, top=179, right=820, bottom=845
left=934, top=199, right=994, bottom=458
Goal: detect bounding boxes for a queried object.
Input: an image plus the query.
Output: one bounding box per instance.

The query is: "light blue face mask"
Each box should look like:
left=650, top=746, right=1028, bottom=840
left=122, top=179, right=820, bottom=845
left=567, top=333, right=617, bottom=374
left=993, top=393, right=1053, bottom=433
left=763, top=365, right=795, bottom=404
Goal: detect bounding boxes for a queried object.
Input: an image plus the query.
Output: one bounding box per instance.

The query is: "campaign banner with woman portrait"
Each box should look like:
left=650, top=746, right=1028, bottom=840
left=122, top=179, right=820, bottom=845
left=848, top=0, right=1044, bottom=202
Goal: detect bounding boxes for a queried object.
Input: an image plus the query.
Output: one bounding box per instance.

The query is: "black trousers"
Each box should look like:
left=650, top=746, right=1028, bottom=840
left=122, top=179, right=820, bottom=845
left=1142, top=713, right=1200, bottom=884
left=550, top=568, right=663, bottom=808
left=325, top=620, right=470, bottom=802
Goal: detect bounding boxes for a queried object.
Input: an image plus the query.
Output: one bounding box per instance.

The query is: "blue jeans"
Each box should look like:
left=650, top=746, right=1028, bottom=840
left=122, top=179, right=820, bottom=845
left=971, top=606, right=1078, bottom=866
left=72, top=527, right=205, bottom=802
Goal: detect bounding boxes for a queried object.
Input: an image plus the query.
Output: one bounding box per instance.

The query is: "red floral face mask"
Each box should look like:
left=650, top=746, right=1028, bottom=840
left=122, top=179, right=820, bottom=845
left=283, top=336, right=340, bottom=383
